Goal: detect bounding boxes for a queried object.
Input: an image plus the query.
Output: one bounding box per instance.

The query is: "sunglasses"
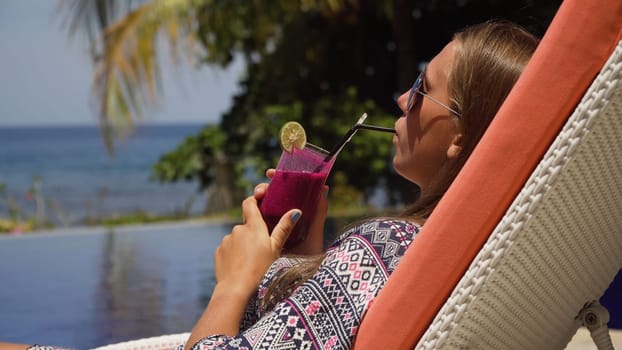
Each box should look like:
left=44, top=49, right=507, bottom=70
left=406, top=68, right=462, bottom=117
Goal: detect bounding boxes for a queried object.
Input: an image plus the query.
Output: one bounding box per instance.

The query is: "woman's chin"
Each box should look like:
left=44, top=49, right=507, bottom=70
left=392, top=157, right=403, bottom=175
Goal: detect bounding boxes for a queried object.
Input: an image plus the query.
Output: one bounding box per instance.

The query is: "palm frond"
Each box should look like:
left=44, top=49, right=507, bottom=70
left=60, top=0, right=202, bottom=153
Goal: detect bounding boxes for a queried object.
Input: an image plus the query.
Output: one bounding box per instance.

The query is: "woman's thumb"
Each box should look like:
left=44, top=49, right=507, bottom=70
left=271, top=209, right=302, bottom=250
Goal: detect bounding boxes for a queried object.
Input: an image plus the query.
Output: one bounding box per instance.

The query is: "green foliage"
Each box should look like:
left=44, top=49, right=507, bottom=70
left=64, top=0, right=562, bottom=213
left=153, top=2, right=405, bottom=210
left=329, top=170, right=364, bottom=210
left=152, top=125, right=227, bottom=190
left=151, top=0, right=562, bottom=212
left=0, top=179, right=54, bottom=233
left=99, top=210, right=186, bottom=227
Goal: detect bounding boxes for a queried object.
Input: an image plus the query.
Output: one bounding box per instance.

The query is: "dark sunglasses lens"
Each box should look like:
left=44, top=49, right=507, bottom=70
left=407, top=91, right=415, bottom=111
left=407, top=75, right=422, bottom=111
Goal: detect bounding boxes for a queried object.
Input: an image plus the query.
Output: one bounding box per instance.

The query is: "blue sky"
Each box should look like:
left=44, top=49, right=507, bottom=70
left=0, top=1, right=243, bottom=126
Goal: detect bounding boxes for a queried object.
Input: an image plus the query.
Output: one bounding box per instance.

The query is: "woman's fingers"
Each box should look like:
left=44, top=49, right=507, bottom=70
left=253, top=183, right=269, bottom=200
left=270, top=209, right=301, bottom=251
left=241, top=196, right=265, bottom=229
left=265, top=168, right=276, bottom=179
left=253, top=169, right=276, bottom=200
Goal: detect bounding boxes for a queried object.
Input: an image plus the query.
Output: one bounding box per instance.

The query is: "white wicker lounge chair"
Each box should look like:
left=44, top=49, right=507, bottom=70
left=414, top=36, right=622, bottom=350
left=354, top=0, right=622, bottom=349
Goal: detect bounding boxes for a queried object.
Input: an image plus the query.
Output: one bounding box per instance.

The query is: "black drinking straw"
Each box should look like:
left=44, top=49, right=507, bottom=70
left=356, top=124, right=396, bottom=133
left=323, top=117, right=396, bottom=162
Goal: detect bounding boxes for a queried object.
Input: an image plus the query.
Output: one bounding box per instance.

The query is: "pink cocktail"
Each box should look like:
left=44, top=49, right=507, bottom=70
left=259, top=143, right=335, bottom=249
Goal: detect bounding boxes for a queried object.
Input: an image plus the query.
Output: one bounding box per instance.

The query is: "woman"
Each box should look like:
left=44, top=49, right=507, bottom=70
left=182, top=20, right=539, bottom=350
left=2, top=20, right=538, bottom=350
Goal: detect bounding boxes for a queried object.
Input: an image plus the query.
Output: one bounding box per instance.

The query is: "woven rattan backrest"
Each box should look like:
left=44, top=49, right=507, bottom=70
left=353, top=0, right=622, bottom=348
left=415, top=38, right=622, bottom=350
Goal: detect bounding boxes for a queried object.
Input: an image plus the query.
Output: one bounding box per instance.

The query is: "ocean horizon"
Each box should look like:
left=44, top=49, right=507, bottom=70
left=0, top=123, right=208, bottom=227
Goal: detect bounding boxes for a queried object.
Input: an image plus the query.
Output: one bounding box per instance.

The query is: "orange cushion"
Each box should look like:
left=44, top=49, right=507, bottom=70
left=353, top=0, right=622, bottom=349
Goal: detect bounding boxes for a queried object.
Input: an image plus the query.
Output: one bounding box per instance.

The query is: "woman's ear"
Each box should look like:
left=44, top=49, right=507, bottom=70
left=447, top=134, right=463, bottom=159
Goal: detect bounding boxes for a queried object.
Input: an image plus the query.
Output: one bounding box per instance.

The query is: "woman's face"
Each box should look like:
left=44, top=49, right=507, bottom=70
left=393, top=41, right=461, bottom=190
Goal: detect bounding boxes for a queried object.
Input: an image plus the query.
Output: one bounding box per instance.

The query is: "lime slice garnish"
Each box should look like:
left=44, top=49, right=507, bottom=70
left=279, top=121, right=307, bottom=152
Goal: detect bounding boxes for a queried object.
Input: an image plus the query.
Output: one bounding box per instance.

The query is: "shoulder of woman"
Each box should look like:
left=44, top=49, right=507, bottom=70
left=329, top=218, right=421, bottom=250
left=262, top=256, right=305, bottom=283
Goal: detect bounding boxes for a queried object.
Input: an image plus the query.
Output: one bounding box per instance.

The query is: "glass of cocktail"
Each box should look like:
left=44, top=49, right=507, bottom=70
left=259, top=143, right=335, bottom=250
left=259, top=116, right=394, bottom=249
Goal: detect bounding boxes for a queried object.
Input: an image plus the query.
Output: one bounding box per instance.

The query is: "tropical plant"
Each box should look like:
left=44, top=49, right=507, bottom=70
left=61, top=0, right=562, bottom=213
left=60, top=0, right=205, bottom=151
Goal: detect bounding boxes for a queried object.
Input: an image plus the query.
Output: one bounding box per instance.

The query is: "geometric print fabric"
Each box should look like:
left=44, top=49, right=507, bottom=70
left=184, top=219, right=420, bottom=350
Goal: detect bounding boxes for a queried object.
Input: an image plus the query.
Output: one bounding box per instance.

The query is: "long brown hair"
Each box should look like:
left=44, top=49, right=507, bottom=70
left=403, top=20, right=539, bottom=219
left=263, top=21, right=539, bottom=309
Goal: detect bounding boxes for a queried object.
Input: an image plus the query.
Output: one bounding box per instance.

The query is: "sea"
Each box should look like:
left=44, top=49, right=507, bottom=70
left=0, top=124, right=206, bottom=226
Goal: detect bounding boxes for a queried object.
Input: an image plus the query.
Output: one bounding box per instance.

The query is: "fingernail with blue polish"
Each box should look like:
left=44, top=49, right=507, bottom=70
left=291, top=210, right=301, bottom=222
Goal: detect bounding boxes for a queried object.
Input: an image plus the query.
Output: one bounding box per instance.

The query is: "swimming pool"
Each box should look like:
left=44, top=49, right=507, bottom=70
left=2, top=219, right=618, bottom=349
left=0, top=221, right=229, bottom=349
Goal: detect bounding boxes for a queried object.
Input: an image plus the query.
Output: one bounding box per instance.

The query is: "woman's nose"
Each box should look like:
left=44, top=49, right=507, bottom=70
left=395, top=91, right=410, bottom=113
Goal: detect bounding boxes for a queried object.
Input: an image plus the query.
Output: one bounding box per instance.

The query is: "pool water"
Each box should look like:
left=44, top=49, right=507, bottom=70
left=0, top=221, right=229, bottom=349
left=1, top=219, right=618, bottom=349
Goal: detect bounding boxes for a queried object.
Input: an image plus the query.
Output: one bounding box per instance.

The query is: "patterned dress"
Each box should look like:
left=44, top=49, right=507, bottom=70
left=184, top=218, right=420, bottom=350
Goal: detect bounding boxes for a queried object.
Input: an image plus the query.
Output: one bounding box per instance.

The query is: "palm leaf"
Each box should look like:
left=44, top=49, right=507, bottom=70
left=59, top=0, right=369, bottom=153
left=61, top=0, right=202, bottom=153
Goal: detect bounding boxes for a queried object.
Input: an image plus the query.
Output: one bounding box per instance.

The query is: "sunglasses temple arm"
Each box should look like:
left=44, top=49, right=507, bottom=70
left=421, top=93, right=461, bottom=117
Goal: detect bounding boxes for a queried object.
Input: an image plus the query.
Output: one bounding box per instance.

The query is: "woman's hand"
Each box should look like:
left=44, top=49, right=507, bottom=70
left=186, top=198, right=300, bottom=346
left=254, top=169, right=328, bottom=255
left=214, top=195, right=301, bottom=299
